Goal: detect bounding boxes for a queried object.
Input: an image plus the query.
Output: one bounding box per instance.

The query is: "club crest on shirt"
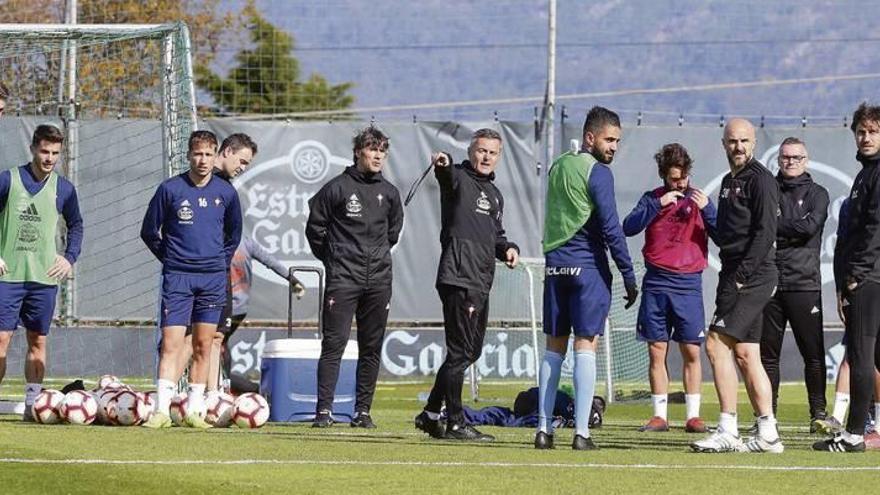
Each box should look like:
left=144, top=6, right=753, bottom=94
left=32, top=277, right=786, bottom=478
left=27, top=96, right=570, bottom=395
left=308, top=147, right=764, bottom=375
left=178, top=200, right=193, bottom=222
left=476, top=191, right=491, bottom=215
left=346, top=193, right=362, bottom=217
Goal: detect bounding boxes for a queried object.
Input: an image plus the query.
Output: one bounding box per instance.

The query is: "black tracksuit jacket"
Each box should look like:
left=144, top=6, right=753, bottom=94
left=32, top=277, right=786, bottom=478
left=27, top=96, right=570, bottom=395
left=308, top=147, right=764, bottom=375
left=434, top=159, right=519, bottom=295
left=838, top=153, right=880, bottom=288
left=306, top=165, right=404, bottom=287
left=715, top=158, right=780, bottom=284
left=775, top=172, right=829, bottom=291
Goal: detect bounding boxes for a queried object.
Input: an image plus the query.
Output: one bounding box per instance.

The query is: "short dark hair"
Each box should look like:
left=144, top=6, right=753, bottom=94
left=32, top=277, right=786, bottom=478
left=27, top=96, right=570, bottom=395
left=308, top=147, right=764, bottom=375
left=583, top=106, right=621, bottom=137
left=0, top=81, right=9, bottom=100
left=219, top=133, right=258, bottom=156
left=654, top=143, right=692, bottom=179
left=188, top=130, right=218, bottom=152
left=352, top=126, right=389, bottom=163
left=469, top=128, right=502, bottom=148
left=851, top=102, right=880, bottom=132
left=31, top=124, right=64, bottom=147
left=779, top=136, right=805, bottom=148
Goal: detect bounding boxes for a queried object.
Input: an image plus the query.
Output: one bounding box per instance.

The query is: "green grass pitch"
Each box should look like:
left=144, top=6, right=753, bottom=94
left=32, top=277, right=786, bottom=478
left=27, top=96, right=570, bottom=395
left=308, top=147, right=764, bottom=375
left=0, top=378, right=877, bottom=494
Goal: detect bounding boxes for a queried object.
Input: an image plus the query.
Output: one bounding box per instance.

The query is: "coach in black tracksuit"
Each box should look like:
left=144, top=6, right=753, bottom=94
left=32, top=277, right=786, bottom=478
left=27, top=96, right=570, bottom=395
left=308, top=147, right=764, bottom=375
left=814, top=104, right=880, bottom=452
left=415, top=128, right=520, bottom=442
left=760, top=137, right=829, bottom=423
left=306, top=127, right=403, bottom=428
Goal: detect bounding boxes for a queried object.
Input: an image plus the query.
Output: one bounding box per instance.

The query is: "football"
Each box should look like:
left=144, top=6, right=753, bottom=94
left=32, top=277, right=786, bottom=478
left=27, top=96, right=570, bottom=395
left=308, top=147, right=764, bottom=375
left=114, top=390, right=150, bottom=426
left=169, top=392, right=196, bottom=426
left=143, top=390, right=157, bottom=412
left=98, top=389, right=121, bottom=425
left=31, top=389, right=65, bottom=424
left=60, top=390, right=98, bottom=425
left=96, top=374, right=121, bottom=390
left=204, top=391, right=235, bottom=427
left=232, top=393, right=270, bottom=429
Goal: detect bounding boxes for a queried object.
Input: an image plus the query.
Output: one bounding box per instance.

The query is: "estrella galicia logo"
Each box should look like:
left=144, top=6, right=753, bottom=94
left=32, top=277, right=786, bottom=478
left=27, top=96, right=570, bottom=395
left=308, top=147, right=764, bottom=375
left=346, top=193, right=363, bottom=215
left=476, top=191, right=491, bottom=213
left=177, top=199, right=193, bottom=222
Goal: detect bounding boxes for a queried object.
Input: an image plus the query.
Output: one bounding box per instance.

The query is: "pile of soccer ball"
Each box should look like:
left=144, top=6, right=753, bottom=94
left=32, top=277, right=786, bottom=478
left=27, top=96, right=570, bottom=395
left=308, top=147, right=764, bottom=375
left=31, top=374, right=270, bottom=429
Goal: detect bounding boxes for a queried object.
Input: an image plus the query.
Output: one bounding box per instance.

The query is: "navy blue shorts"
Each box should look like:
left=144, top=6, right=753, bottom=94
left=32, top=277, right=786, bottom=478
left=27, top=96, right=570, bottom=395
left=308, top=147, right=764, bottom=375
left=0, top=281, right=58, bottom=334
left=543, top=266, right=611, bottom=338
left=160, top=272, right=227, bottom=327
left=637, top=290, right=706, bottom=343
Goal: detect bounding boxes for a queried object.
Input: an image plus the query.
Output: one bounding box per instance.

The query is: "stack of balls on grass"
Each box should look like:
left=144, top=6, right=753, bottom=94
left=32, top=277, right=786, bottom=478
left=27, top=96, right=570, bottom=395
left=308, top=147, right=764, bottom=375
left=30, top=374, right=270, bottom=429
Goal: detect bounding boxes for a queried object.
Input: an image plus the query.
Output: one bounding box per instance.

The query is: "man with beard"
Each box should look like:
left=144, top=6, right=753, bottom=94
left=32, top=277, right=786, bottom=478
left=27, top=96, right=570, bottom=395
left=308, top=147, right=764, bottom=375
left=691, top=118, right=782, bottom=453
left=623, top=143, right=716, bottom=434
left=759, top=137, right=829, bottom=431
left=534, top=106, right=638, bottom=450
left=414, top=128, right=520, bottom=442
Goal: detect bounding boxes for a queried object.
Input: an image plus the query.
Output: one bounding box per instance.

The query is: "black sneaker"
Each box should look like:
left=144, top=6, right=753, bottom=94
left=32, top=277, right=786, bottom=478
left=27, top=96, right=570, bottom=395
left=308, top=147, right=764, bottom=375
left=534, top=431, right=554, bottom=450
left=350, top=412, right=377, bottom=429
left=812, top=434, right=866, bottom=453
left=414, top=411, right=446, bottom=439
left=22, top=406, right=36, bottom=423
left=572, top=434, right=598, bottom=451
left=312, top=410, right=334, bottom=428
left=445, top=422, right=494, bottom=442
left=810, top=411, right=828, bottom=434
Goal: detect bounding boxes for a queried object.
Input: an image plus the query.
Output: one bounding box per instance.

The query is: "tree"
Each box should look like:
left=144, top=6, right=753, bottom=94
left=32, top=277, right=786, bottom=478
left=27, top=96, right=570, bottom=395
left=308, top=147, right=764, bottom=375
left=196, top=3, right=354, bottom=118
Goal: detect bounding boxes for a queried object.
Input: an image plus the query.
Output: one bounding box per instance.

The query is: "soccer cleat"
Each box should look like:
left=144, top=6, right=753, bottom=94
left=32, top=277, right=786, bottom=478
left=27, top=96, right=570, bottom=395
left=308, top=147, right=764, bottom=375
left=741, top=435, right=784, bottom=453
left=813, top=417, right=844, bottom=436
left=22, top=407, right=36, bottom=423
left=812, top=434, right=866, bottom=453
left=690, top=428, right=743, bottom=453
left=534, top=431, right=554, bottom=450
left=685, top=417, right=708, bottom=433
left=312, top=410, right=334, bottom=428
left=184, top=413, right=213, bottom=429
left=414, top=411, right=446, bottom=439
left=810, top=412, right=828, bottom=434
left=142, top=412, right=173, bottom=429
left=445, top=422, right=494, bottom=442
left=638, top=416, right=669, bottom=432
left=350, top=412, right=377, bottom=429
left=864, top=431, right=880, bottom=450
left=572, top=434, right=598, bottom=451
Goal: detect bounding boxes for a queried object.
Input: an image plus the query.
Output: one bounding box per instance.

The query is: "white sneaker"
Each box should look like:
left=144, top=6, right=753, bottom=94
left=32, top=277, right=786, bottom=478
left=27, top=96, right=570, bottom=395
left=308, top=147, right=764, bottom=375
left=741, top=435, right=784, bottom=453
left=690, top=428, right=743, bottom=453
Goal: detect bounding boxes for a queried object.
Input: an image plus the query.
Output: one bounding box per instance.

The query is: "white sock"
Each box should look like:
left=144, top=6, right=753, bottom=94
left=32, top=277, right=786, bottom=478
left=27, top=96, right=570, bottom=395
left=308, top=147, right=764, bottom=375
left=187, top=384, right=206, bottom=416
left=719, top=412, right=738, bottom=436
left=874, top=403, right=880, bottom=426
left=757, top=415, right=779, bottom=441
left=156, top=379, right=176, bottom=415
left=651, top=394, right=668, bottom=420
left=425, top=410, right=440, bottom=421
left=24, top=383, right=42, bottom=406
left=685, top=394, right=701, bottom=420
left=843, top=430, right=864, bottom=444
left=832, top=392, right=850, bottom=423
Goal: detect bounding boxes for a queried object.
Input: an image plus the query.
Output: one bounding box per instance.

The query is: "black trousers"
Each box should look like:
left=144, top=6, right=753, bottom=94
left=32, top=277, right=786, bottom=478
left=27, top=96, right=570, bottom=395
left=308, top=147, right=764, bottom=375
left=425, top=284, right=489, bottom=424
left=316, top=284, right=391, bottom=414
left=844, top=280, right=880, bottom=435
left=760, top=291, right=827, bottom=418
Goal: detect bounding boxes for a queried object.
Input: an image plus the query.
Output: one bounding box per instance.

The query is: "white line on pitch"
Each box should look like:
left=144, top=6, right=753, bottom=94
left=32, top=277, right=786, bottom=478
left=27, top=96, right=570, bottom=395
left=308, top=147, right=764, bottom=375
left=0, top=458, right=878, bottom=471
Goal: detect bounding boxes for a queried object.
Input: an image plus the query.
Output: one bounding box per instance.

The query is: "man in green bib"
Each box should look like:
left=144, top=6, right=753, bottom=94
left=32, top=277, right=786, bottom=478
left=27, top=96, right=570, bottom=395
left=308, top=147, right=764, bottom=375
left=0, top=124, right=83, bottom=421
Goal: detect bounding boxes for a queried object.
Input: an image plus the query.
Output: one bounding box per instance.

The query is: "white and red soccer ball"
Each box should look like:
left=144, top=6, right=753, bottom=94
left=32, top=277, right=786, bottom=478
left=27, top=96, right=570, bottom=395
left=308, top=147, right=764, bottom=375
left=96, top=374, right=121, bottom=390
left=170, top=392, right=203, bottom=426
left=113, top=390, right=150, bottom=426
left=232, top=393, right=269, bottom=429
left=205, top=391, right=235, bottom=427
left=98, top=389, right=122, bottom=425
left=60, top=390, right=98, bottom=425
left=31, top=389, right=65, bottom=424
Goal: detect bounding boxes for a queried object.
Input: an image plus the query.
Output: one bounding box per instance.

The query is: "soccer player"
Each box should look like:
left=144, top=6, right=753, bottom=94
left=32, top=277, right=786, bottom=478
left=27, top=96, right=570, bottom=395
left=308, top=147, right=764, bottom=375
left=140, top=130, right=242, bottom=429
left=622, top=143, right=715, bottom=434
left=414, top=128, right=519, bottom=441
left=814, top=103, right=880, bottom=452
left=0, top=124, right=83, bottom=421
left=0, top=81, right=9, bottom=117
left=306, top=126, right=403, bottom=429
left=691, top=118, right=782, bottom=454
left=758, top=137, right=829, bottom=431
left=535, top=107, right=637, bottom=450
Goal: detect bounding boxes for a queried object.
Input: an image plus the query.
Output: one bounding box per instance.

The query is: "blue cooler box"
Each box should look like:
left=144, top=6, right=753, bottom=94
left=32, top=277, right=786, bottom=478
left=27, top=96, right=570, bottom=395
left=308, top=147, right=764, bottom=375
left=260, top=338, right=359, bottom=422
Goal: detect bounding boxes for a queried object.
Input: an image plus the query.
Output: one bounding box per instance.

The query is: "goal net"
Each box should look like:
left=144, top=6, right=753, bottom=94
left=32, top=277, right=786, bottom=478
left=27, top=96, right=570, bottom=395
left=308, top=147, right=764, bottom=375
left=0, top=23, right=196, bottom=325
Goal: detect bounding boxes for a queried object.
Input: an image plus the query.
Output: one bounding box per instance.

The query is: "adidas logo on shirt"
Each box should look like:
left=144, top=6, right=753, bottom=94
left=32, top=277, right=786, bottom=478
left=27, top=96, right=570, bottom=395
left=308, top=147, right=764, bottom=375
left=18, top=202, right=40, bottom=222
